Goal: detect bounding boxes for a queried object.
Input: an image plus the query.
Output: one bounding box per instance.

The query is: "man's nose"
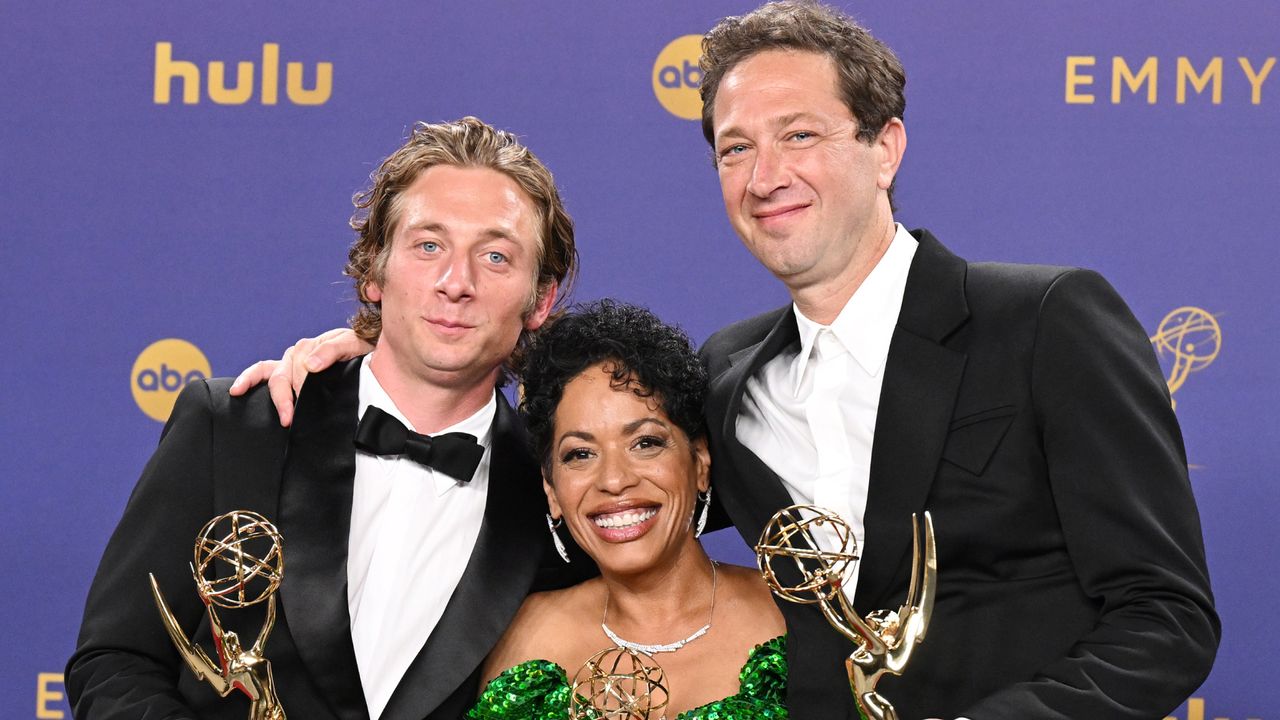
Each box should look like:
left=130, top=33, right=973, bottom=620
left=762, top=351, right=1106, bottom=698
left=747, top=145, right=791, bottom=198
left=434, top=253, right=476, bottom=301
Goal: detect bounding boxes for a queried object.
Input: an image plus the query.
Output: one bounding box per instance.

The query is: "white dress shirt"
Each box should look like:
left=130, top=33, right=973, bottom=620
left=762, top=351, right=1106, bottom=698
left=347, top=355, right=493, bottom=719
left=736, top=224, right=917, bottom=598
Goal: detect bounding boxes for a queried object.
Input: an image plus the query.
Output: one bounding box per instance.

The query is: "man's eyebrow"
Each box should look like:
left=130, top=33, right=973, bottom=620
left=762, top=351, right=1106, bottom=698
left=770, top=112, right=818, bottom=129
left=402, top=223, right=523, bottom=244
left=404, top=221, right=447, bottom=234
left=480, top=228, right=520, bottom=243
left=715, top=112, right=823, bottom=144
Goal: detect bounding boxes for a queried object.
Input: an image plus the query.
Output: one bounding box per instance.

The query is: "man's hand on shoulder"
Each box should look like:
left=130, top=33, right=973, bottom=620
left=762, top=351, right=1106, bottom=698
left=229, top=328, right=372, bottom=426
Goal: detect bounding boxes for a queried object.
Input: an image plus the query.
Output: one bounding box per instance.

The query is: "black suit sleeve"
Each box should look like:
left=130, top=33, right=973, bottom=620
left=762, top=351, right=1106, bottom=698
left=962, top=269, right=1220, bottom=719
left=66, top=380, right=219, bottom=719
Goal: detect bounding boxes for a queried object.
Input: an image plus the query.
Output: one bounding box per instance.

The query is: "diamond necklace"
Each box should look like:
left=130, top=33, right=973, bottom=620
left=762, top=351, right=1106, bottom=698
left=600, top=560, right=718, bottom=654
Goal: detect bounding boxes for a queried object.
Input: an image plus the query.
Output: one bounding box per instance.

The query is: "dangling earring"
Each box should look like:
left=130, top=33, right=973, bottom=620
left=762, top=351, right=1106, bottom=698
left=546, top=513, right=570, bottom=563
left=695, top=486, right=713, bottom=538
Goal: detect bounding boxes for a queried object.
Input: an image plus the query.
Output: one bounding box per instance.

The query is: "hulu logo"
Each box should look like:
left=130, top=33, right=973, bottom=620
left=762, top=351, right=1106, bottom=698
left=153, top=42, right=332, bottom=105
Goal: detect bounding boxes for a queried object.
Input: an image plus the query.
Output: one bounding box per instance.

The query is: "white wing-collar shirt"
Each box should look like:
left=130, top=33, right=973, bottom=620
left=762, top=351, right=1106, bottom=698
left=737, top=224, right=918, bottom=598
left=348, top=354, right=494, bottom=719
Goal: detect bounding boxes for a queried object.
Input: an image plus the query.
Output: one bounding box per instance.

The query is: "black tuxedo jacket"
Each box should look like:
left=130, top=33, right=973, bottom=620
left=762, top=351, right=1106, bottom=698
left=68, top=359, right=555, bottom=720
left=701, top=229, right=1219, bottom=720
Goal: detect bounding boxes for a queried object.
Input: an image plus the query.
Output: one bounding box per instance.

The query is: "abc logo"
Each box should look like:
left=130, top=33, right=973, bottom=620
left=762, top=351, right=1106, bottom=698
left=652, top=34, right=703, bottom=120
left=131, top=339, right=212, bottom=422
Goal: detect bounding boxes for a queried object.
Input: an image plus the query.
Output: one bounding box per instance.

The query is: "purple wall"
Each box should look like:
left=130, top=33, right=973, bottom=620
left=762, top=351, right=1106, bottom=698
left=3, top=2, right=1275, bottom=717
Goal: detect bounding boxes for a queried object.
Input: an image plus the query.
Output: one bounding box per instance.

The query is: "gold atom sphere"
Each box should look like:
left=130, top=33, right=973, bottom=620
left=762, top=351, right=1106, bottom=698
left=569, top=646, right=669, bottom=720
left=755, top=504, right=859, bottom=605
left=192, top=510, right=284, bottom=609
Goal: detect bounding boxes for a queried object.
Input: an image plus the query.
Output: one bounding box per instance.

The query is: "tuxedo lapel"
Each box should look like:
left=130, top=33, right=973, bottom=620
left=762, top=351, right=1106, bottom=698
left=277, top=359, right=368, bottom=720
left=708, top=308, right=804, bottom=545
left=855, top=230, right=969, bottom=611
left=380, top=390, right=545, bottom=720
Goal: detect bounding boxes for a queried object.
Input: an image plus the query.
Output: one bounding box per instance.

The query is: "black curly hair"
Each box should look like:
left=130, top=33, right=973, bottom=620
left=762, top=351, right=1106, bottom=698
left=518, top=299, right=708, bottom=473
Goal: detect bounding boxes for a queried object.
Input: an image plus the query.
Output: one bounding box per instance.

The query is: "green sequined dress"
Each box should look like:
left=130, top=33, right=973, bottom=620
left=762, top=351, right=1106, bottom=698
left=467, top=636, right=787, bottom=720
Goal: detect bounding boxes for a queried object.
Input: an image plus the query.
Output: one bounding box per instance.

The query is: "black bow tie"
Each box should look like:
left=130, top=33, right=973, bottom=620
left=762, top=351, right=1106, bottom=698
left=353, top=406, right=485, bottom=482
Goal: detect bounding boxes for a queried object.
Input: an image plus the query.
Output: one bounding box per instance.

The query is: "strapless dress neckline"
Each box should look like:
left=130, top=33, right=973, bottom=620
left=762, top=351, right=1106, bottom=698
left=466, top=635, right=788, bottom=719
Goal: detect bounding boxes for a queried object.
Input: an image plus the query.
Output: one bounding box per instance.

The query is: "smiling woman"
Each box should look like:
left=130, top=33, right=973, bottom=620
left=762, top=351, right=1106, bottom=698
left=468, top=300, right=788, bottom=720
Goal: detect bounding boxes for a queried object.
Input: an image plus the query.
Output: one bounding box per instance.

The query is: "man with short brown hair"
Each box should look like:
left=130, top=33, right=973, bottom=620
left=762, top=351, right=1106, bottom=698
left=68, top=117, right=580, bottom=720
left=698, top=3, right=1218, bottom=718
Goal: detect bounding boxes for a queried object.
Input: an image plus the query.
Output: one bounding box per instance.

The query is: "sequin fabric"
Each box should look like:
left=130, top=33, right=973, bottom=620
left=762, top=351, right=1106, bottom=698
left=467, top=636, right=788, bottom=720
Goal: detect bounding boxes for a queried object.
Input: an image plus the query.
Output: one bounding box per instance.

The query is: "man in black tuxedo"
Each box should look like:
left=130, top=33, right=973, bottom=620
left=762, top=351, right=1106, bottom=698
left=695, top=3, right=1219, bottom=719
left=67, top=117, right=581, bottom=720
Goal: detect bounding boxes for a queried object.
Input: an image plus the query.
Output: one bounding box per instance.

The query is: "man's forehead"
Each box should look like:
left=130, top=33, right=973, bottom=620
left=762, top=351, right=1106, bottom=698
left=723, top=48, right=839, bottom=90
left=712, top=50, right=846, bottom=133
left=389, top=165, right=539, bottom=239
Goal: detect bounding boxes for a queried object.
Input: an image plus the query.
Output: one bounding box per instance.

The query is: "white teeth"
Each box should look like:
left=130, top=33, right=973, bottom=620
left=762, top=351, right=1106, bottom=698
left=593, top=508, right=658, bottom=529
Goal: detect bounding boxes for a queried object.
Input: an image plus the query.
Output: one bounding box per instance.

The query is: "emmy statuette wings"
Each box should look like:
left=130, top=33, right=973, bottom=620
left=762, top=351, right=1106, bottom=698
left=756, top=504, right=936, bottom=720
left=148, top=510, right=288, bottom=720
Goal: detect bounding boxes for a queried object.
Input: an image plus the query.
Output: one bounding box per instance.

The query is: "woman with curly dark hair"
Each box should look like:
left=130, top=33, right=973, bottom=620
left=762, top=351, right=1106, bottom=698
left=468, top=300, right=787, bottom=719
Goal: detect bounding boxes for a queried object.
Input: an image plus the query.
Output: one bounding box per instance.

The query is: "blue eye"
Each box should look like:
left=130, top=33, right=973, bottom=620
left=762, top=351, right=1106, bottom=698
left=487, top=251, right=508, bottom=264
left=790, top=131, right=813, bottom=141
left=419, top=241, right=440, bottom=253
left=721, top=144, right=747, bottom=157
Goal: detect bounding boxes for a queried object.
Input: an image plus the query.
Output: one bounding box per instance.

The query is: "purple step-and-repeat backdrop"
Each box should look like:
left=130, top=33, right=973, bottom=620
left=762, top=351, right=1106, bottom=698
left=2, top=2, right=1276, bottom=718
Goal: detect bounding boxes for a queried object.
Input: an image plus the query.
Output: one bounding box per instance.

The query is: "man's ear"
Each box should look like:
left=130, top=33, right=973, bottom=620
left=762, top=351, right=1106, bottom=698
left=525, top=281, right=558, bottom=331
left=875, top=117, right=907, bottom=191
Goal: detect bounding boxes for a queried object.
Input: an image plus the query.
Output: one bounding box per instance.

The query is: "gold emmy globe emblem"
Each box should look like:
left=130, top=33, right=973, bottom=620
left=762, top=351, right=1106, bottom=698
left=569, top=646, right=670, bottom=720
left=755, top=505, right=936, bottom=720
left=148, top=510, right=287, bottom=720
left=1150, top=306, right=1221, bottom=410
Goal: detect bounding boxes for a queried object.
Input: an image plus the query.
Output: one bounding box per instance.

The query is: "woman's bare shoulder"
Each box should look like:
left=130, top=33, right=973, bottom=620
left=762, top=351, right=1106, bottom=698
left=715, top=562, right=786, bottom=637
left=480, top=579, right=604, bottom=685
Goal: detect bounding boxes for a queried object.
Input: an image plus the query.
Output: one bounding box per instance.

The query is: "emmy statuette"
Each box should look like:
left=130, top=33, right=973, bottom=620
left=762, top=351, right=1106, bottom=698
left=149, top=510, right=287, bottom=720
left=756, top=505, right=936, bottom=720
left=569, top=646, right=670, bottom=720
